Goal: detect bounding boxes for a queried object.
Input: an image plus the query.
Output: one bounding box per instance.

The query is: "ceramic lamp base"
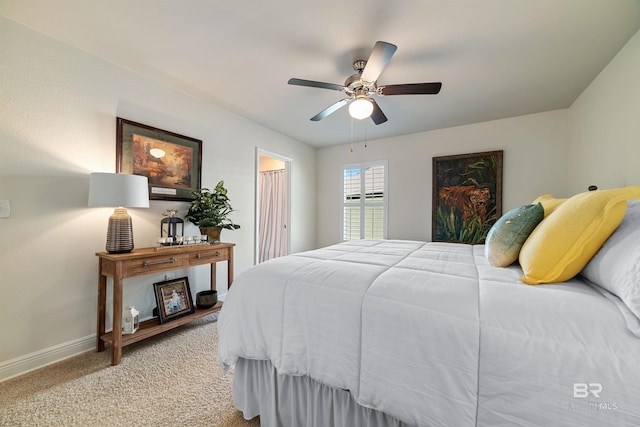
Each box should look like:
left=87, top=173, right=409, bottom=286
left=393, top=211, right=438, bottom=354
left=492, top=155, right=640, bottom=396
left=106, top=207, right=134, bottom=253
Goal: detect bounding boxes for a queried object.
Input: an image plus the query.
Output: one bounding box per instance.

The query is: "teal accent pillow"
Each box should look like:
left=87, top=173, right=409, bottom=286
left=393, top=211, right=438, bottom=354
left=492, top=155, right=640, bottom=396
left=485, top=203, right=544, bottom=267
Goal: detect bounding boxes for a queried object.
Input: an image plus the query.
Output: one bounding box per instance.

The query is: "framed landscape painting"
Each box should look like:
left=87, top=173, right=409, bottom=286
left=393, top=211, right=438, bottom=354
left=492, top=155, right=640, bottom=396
left=432, top=150, right=503, bottom=243
left=116, top=117, right=202, bottom=201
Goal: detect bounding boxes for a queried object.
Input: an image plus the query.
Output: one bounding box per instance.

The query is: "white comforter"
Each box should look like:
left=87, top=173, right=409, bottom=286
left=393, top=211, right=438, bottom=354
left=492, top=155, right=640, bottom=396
left=218, top=240, right=640, bottom=426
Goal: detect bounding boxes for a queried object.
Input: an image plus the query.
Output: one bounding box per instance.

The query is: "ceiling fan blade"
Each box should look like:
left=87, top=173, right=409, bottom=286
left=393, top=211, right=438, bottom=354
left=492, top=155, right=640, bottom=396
left=361, top=41, right=397, bottom=84
left=379, top=82, right=442, bottom=95
left=288, top=78, right=344, bottom=91
left=370, top=99, right=388, bottom=125
left=310, top=99, right=350, bottom=121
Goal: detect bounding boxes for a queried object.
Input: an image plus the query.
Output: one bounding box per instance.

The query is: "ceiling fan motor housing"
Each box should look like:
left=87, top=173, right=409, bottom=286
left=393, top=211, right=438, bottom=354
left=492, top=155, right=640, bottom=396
left=344, top=60, right=376, bottom=96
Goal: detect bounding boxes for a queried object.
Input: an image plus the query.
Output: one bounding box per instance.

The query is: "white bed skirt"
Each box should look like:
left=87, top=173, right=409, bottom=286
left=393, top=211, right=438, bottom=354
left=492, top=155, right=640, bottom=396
left=233, top=358, right=414, bottom=427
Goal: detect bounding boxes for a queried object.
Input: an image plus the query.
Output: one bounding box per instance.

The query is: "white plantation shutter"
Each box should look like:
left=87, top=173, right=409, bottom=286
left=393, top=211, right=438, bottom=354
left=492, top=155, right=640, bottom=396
left=341, top=161, right=388, bottom=240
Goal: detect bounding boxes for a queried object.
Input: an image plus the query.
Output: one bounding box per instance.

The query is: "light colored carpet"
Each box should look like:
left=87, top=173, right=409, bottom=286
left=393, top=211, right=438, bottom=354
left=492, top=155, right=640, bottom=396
left=0, top=315, right=260, bottom=427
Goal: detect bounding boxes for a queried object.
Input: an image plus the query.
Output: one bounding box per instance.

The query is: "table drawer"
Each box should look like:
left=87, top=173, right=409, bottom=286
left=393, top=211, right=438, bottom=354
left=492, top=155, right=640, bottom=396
left=189, top=247, right=230, bottom=266
left=123, top=253, right=189, bottom=277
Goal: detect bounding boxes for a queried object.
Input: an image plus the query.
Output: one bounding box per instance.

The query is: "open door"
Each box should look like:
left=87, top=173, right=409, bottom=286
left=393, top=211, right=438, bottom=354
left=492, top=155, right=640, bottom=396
left=255, top=148, right=291, bottom=264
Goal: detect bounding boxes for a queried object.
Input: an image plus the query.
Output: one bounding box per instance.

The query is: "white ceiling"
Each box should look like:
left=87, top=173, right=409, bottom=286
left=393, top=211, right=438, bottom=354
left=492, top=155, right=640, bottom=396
left=2, top=1, right=640, bottom=148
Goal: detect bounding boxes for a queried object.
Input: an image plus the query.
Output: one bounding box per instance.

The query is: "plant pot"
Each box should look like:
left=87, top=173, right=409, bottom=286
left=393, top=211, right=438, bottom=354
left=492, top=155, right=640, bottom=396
left=199, top=226, right=223, bottom=243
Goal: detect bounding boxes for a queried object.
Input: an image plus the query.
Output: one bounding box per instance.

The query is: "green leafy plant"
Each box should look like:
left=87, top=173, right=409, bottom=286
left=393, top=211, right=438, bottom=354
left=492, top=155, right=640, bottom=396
left=185, top=181, right=241, bottom=230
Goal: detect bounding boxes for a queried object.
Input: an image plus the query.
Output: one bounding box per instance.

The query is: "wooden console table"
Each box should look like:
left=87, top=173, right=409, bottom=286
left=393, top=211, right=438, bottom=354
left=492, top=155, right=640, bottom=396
left=96, top=243, right=235, bottom=365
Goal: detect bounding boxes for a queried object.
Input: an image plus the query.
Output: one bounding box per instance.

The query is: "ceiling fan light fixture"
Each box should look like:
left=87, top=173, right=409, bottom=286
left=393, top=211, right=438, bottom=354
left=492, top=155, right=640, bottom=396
left=349, top=97, right=374, bottom=120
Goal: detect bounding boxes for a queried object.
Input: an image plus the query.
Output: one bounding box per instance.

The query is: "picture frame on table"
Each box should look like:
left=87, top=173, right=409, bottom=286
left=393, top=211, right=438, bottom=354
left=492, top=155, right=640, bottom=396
left=153, top=277, right=195, bottom=324
left=116, top=117, right=202, bottom=202
left=432, top=150, right=503, bottom=244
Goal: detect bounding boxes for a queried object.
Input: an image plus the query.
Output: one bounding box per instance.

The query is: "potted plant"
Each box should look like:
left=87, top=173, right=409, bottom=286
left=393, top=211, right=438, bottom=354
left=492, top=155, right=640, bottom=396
left=186, top=180, right=240, bottom=243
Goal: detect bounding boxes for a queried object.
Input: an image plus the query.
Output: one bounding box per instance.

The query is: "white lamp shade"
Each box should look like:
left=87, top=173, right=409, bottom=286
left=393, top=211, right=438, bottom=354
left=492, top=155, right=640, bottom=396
left=88, top=173, right=150, bottom=208
left=348, top=97, right=374, bottom=120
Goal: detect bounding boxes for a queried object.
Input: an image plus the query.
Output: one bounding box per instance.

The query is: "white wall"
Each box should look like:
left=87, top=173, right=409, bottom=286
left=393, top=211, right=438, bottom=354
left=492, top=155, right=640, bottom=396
left=316, top=110, right=570, bottom=248
left=568, top=28, right=640, bottom=193
left=0, top=17, right=316, bottom=378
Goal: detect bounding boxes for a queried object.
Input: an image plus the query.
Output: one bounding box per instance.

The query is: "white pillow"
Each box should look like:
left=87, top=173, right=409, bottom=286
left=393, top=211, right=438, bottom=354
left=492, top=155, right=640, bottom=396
left=581, top=199, right=640, bottom=326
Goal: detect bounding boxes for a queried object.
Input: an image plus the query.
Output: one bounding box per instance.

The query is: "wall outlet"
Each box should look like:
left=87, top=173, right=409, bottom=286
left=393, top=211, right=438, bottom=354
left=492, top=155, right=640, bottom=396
left=164, top=273, right=175, bottom=281
left=0, top=200, right=10, bottom=218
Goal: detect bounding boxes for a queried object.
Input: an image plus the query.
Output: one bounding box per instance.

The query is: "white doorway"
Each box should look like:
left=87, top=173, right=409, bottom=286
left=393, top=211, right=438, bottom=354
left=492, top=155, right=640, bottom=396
left=255, top=148, right=292, bottom=264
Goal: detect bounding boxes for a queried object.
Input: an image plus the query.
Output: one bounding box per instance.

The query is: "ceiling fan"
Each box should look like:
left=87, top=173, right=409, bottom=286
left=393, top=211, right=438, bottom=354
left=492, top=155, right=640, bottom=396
left=288, top=41, right=442, bottom=125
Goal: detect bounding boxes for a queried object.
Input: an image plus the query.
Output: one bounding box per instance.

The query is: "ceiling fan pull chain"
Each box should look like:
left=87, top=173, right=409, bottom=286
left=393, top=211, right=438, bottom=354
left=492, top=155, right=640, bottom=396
left=364, top=121, right=367, bottom=148
left=350, top=117, right=354, bottom=152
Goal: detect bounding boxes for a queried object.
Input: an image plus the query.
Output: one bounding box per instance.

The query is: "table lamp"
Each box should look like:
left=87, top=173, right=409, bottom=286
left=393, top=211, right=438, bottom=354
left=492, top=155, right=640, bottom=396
left=88, top=173, right=150, bottom=253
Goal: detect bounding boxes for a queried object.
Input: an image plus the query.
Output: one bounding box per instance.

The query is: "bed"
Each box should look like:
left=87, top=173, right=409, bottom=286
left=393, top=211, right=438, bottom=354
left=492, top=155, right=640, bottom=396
left=218, top=191, right=640, bottom=427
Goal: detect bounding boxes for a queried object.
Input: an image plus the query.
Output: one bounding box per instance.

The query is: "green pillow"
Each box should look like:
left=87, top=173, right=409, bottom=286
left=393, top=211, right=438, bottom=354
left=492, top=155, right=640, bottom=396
left=485, top=203, right=544, bottom=267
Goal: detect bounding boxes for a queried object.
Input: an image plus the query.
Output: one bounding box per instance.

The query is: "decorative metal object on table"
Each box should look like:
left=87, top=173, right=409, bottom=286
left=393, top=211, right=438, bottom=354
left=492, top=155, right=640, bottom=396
left=159, top=209, right=184, bottom=246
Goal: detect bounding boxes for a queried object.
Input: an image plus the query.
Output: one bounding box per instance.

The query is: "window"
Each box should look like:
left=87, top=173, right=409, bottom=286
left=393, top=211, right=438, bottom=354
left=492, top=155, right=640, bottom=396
left=341, top=161, right=388, bottom=240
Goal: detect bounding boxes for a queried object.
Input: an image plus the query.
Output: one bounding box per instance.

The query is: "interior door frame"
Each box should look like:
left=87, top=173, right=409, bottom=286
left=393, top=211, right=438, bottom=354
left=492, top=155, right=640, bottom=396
left=255, top=147, right=292, bottom=265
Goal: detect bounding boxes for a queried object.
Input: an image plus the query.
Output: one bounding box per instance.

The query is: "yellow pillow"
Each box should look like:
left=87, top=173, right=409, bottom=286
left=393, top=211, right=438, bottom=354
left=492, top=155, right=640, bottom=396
left=520, top=186, right=640, bottom=284
left=531, top=194, right=566, bottom=216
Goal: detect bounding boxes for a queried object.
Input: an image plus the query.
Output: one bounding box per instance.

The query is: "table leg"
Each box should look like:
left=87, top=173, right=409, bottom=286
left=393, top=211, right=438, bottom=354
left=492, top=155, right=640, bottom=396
left=97, top=260, right=106, bottom=353
left=112, top=275, right=123, bottom=366
left=210, top=262, right=217, bottom=291
left=228, top=246, right=234, bottom=287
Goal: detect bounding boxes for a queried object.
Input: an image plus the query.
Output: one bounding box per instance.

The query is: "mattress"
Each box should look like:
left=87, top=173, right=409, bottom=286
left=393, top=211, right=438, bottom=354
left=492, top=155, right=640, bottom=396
left=218, top=240, right=640, bottom=426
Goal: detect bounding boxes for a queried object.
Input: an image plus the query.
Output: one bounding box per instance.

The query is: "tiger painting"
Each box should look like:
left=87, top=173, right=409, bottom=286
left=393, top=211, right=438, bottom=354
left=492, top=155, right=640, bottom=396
left=438, top=185, right=491, bottom=224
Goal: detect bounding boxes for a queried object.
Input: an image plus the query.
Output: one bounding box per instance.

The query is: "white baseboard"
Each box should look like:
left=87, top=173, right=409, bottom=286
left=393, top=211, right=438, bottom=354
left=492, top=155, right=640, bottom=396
left=0, top=298, right=228, bottom=383
left=0, top=334, right=95, bottom=383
